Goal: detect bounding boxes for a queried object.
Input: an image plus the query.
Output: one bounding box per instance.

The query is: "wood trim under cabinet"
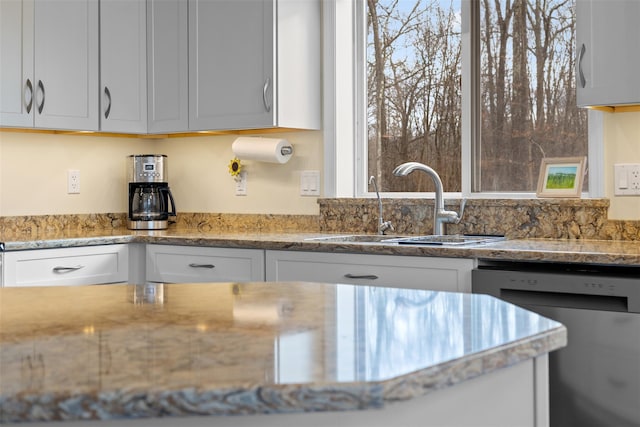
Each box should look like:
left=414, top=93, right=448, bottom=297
left=0, top=126, right=312, bottom=139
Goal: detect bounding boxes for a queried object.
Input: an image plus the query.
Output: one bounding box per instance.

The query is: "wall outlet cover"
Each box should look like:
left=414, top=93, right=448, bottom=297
left=67, top=170, right=80, bottom=194
left=235, top=171, right=247, bottom=196
left=614, top=164, right=640, bottom=196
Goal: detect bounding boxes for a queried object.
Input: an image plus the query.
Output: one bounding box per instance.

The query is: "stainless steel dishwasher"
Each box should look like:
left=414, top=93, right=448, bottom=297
left=473, top=260, right=640, bottom=427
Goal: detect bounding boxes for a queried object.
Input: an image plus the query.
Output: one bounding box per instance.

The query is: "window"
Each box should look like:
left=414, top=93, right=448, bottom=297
left=364, top=0, right=588, bottom=194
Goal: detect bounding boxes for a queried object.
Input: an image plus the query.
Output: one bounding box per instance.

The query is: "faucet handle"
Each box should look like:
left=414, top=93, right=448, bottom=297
left=455, top=198, right=467, bottom=224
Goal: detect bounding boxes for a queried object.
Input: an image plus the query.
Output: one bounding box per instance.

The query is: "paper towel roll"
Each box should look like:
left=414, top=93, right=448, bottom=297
left=232, top=137, right=293, bottom=164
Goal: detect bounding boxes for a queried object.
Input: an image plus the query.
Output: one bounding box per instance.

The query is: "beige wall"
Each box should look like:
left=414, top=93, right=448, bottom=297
left=604, top=111, right=640, bottom=220
left=0, top=130, right=323, bottom=216
left=2, top=112, right=640, bottom=219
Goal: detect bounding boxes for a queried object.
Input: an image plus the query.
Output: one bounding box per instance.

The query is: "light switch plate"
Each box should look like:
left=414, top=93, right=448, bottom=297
left=614, top=164, right=640, bottom=196
left=300, top=170, right=320, bottom=196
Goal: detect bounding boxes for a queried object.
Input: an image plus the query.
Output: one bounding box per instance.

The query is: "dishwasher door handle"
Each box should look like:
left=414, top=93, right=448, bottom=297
left=344, top=273, right=379, bottom=280
left=500, top=289, right=629, bottom=313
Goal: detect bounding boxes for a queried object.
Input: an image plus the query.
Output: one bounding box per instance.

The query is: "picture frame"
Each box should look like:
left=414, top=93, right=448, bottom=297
left=536, top=156, right=586, bottom=198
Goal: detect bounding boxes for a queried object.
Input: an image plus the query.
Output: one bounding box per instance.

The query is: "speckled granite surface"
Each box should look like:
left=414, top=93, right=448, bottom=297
left=0, top=213, right=320, bottom=237
left=0, top=282, right=566, bottom=423
left=319, top=198, right=640, bottom=240
left=0, top=197, right=638, bottom=240
left=2, top=228, right=640, bottom=266
left=1, top=201, right=640, bottom=265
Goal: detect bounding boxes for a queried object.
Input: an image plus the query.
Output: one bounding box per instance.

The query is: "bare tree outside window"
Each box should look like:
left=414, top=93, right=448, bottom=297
left=366, top=0, right=588, bottom=193
left=479, top=0, right=588, bottom=191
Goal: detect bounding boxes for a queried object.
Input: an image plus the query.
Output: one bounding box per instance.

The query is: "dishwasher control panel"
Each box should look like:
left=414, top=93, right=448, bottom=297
left=473, top=260, right=640, bottom=313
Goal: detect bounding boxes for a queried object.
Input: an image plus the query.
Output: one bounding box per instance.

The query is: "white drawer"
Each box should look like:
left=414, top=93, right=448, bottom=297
left=3, top=245, right=129, bottom=287
left=146, top=245, right=265, bottom=283
left=266, top=250, right=474, bottom=292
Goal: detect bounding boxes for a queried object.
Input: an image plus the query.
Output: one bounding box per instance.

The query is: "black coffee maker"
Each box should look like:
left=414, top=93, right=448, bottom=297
left=127, top=154, right=176, bottom=230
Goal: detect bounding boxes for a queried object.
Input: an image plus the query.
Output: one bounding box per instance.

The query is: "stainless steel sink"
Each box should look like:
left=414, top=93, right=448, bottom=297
left=384, top=234, right=505, bottom=246
left=305, top=234, right=505, bottom=246
left=304, top=234, right=409, bottom=243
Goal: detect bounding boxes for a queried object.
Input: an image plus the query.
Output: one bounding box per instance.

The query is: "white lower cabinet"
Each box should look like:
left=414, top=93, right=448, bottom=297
left=146, top=245, right=265, bottom=283
left=1, top=244, right=473, bottom=291
left=266, top=250, right=475, bottom=292
left=2, top=245, right=129, bottom=287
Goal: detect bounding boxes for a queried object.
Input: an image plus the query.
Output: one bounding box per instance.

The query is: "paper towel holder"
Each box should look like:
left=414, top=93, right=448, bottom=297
left=231, top=136, right=294, bottom=164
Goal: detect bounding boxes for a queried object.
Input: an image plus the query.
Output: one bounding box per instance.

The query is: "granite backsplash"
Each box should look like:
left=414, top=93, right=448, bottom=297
left=0, top=198, right=638, bottom=241
left=319, top=198, right=640, bottom=240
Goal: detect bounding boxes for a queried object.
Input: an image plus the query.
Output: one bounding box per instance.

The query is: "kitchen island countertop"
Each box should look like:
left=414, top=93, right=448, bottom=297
left=0, top=281, right=566, bottom=425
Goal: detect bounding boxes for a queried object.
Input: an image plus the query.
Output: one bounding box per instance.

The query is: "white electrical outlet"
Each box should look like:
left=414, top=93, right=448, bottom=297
left=67, top=170, right=80, bottom=194
left=235, top=171, right=247, bottom=196
left=614, top=164, right=640, bottom=196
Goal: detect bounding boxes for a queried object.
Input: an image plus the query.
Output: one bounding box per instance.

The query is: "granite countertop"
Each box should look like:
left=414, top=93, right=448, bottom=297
left=0, top=282, right=566, bottom=424
left=2, top=227, right=640, bottom=266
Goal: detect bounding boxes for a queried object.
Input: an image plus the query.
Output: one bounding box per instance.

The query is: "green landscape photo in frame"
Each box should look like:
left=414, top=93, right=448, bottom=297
left=536, top=157, right=586, bottom=198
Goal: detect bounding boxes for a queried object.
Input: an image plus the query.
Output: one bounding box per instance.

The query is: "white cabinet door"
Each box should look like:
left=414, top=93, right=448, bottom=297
left=146, top=245, right=265, bottom=283
left=189, top=0, right=273, bottom=131
left=3, top=245, right=129, bottom=287
left=0, top=0, right=34, bottom=127
left=188, top=0, right=320, bottom=131
left=266, top=250, right=474, bottom=292
left=576, top=0, right=640, bottom=107
left=100, top=0, right=147, bottom=133
left=33, top=0, right=99, bottom=130
left=147, top=0, right=189, bottom=133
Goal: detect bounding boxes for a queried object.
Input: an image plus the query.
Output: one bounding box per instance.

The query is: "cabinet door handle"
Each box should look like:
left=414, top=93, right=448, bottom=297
left=37, top=80, right=45, bottom=114
left=52, top=265, right=84, bottom=273
left=262, top=77, right=272, bottom=112
left=25, top=79, right=33, bottom=114
left=344, top=273, right=379, bottom=280
left=189, top=263, right=215, bottom=269
left=104, top=86, right=112, bottom=119
left=578, top=43, right=586, bottom=88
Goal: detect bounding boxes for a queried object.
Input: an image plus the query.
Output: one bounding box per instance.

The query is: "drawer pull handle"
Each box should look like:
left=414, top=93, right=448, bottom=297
left=189, top=263, right=215, bottom=269
left=53, top=265, right=84, bottom=273
left=344, top=273, right=379, bottom=280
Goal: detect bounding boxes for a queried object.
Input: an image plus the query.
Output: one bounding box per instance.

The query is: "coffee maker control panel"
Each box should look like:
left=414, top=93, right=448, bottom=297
left=140, top=162, right=162, bottom=179
left=128, top=154, right=167, bottom=183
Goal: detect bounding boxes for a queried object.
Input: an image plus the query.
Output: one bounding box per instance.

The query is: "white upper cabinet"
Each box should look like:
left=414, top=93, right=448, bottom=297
left=147, top=0, right=189, bottom=133
left=576, top=0, right=640, bottom=107
left=100, top=0, right=148, bottom=133
left=100, top=0, right=188, bottom=134
left=34, top=0, right=99, bottom=130
left=188, top=0, right=321, bottom=131
left=0, top=0, right=99, bottom=130
left=2, top=0, right=319, bottom=133
left=0, top=0, right=34, bottom=127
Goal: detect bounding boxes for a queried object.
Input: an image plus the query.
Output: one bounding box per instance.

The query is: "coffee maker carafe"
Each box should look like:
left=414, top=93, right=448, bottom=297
left=127, top=154, right=176, bottom=230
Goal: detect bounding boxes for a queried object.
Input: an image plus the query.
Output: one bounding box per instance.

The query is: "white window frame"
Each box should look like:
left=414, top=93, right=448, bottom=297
left=321, top=0, right=604, bottom=200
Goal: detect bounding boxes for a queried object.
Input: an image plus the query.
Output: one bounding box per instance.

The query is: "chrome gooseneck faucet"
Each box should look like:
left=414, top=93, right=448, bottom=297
left=392, top=162, right=465, bottom=235
left=369, top=176, right=394, bottom=235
